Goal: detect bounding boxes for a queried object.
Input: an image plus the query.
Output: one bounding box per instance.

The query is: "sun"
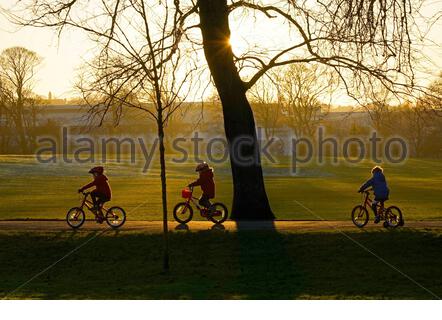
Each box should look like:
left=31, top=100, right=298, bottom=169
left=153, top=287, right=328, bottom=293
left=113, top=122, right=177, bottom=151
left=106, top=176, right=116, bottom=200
left=228, top=34, right=249, bottom=54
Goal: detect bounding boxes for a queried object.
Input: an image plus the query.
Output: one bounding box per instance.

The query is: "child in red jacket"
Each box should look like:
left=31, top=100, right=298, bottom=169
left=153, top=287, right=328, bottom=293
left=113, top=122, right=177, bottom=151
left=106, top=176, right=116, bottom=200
left=188, top=162, right=215, bottom=209
left=78, top=166, right=112, bottom=211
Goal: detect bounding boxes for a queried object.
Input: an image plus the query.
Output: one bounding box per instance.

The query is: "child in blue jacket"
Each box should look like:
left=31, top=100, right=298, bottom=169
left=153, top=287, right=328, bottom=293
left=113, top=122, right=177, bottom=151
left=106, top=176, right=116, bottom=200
left=358, top=166, right=390, bottom=223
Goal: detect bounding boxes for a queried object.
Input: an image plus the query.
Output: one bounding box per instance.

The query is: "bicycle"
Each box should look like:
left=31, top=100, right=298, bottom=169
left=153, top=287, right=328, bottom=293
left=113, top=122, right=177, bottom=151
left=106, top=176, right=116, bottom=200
left=66, top=192, right=126, bottom=229
left=351, top=189, right=404, bottom=228
left=173, top=186, right=228, bottom=224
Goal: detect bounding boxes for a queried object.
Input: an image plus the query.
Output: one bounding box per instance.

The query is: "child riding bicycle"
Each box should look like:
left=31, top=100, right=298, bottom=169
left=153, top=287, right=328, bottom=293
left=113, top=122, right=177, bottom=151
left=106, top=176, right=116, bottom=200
left=358, top=166, right=389, bottom=223
left=174, top=163, right=227, bottom=224
left=188, top=162, right=215, bottom=213
left=78, top=166, right=112, bottom=215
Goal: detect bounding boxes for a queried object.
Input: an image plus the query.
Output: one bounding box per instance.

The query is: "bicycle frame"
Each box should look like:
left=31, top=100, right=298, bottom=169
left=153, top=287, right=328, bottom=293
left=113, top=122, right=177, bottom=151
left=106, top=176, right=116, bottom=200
left=79, top=192, right=107, bottom=215
left=182, top=187, right=222, bottom=217
left=183, top=189, right=207, bottom=213
left=362, top=190, right=385, bottom=216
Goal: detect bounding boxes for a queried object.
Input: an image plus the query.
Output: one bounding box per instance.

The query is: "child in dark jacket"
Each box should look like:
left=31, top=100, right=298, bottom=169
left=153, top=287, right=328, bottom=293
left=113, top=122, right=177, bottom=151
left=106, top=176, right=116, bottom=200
left=358, top=166, right=389, bottom=223
left=188, top=162, right=215, bottom=209
left=78, top=166, right=112, bottom=211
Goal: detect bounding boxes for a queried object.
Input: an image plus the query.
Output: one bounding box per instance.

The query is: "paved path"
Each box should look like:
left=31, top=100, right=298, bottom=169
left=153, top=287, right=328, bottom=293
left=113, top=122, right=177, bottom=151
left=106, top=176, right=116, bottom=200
left=0, top=220, right=441, bottom=233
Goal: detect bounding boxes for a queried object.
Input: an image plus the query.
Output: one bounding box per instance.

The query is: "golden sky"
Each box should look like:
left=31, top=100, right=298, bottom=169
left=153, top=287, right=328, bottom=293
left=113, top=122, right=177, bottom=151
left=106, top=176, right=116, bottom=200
left=0, top=0, right=441, bottom=104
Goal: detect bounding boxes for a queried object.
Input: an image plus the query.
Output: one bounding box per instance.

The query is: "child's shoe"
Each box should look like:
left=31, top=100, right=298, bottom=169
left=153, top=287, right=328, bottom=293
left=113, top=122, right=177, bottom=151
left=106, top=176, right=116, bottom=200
left=374, top=215, right=381, bottom=224
left=95, top=213, right=104, bottom=223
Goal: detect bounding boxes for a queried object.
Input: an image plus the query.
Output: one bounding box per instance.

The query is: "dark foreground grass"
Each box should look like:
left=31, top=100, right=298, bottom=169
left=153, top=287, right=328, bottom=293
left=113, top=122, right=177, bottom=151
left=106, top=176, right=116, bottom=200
left=0, top=227, right=441, bottom=299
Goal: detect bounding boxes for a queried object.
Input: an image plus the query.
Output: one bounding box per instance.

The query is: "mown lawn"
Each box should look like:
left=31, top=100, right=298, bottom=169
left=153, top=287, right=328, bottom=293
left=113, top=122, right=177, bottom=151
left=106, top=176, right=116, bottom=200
left=0, top=227, right=441, bottom=299
left=0, top=155, right=441, bottom=220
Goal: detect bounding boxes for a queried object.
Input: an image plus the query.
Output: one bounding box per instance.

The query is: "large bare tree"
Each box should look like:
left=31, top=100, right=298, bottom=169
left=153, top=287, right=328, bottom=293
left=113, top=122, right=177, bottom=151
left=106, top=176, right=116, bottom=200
left=5, top=0, right=436, bottom=220
left=0, top=47, right=41, bottom=153
left=84, top=2, right=198, bottom=271
left=277, top=63, right=335, bottom=139
left=196, top=0, right=433, bottom=219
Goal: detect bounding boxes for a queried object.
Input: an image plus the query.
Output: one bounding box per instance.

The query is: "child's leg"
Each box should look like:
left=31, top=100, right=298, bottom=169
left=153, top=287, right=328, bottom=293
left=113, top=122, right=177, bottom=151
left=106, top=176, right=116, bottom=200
left=372, top=199, right=384, bottom=223
left=198, top=194, right=211, bottom=208
left=90, top=191, right=105, bottom=211
left=90, top=190, right=99, bottom=208
left=371, top=200, right=379, bottom=216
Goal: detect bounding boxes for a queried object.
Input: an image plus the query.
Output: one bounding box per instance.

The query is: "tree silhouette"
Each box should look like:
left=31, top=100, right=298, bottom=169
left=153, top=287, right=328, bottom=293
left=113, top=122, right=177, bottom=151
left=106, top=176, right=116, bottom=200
left=0, top=47, right=41, bottom=153
left=277, top=63, right=335, bottom=139
left=196, top=0, right=431, bottom=219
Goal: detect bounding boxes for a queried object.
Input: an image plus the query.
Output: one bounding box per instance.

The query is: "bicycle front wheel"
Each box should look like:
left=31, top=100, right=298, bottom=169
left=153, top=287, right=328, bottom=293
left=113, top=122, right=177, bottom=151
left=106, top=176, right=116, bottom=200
left=173, top=202, right=193, bottom=224
left=66, top=207, right=85, bottom=229
left=351, top=205, right=369, bottom=228
left=105, top=206, right=126, bottom=228
left=385, top=206, right=402, bottom=228
left=208, top=203, right=229, bottom=224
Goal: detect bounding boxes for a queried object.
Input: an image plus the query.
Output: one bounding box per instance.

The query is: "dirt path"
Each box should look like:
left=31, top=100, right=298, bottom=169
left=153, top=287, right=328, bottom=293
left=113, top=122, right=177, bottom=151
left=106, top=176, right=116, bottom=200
left=0, top=220, right=441, bottom=233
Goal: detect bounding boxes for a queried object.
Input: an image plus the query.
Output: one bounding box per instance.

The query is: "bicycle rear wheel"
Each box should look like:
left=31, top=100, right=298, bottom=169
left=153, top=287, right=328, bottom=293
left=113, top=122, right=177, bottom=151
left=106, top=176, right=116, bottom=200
left=385, top=206, right=402, bottom=228
left=105, top=206, right=126, bottom=228
left=351, top=205, right=369, bottom=228
left=66, top=207, right=85, bottom=229
left=208, top=203, right=228, bottom=224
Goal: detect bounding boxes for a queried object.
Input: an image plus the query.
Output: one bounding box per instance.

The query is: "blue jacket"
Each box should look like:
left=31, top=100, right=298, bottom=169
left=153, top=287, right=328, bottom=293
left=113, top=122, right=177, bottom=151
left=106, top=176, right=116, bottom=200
left=359, top=171, right=389, bottom=200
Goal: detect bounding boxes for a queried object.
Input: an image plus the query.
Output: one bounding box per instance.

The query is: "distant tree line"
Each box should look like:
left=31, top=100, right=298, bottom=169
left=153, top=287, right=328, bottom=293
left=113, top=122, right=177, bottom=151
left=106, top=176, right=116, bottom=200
left=246, top=65, right=442, bottom=159
left=1, top=50, right=442, bottom=160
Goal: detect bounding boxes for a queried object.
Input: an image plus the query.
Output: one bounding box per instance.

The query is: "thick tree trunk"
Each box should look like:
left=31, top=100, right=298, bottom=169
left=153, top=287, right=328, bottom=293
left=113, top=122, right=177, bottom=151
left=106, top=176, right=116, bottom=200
left=198, top=0, right=275, bottom=220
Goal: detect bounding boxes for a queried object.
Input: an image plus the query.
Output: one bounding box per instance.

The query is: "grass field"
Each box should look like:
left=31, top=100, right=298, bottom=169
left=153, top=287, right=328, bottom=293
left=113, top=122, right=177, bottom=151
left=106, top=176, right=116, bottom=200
left=0, top=155, right=441, bottom=220
left=0, top=227, right=441, bottom=299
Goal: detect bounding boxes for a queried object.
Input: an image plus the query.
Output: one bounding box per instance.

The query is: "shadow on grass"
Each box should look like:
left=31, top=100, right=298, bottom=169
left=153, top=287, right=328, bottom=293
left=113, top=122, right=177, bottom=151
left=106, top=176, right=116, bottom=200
left=0, top=227, right=441, bottom=299
left=232, top=221, right=303, bottom=299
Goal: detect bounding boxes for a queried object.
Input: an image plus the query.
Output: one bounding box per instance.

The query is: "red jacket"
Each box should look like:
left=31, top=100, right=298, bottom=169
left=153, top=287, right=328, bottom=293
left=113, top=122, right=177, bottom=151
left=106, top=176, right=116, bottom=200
left=189, top=169, right=215, bottom=198
left=80, top=174, right=112, bottom=199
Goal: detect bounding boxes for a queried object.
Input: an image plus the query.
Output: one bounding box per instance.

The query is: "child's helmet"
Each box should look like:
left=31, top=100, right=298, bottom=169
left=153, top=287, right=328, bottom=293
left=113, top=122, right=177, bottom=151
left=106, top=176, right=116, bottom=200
left=89, top=166, right=104, bottom=174
left=195, top=162, right=209, bottom=172
left=371, top=166, right=383, bottom=174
